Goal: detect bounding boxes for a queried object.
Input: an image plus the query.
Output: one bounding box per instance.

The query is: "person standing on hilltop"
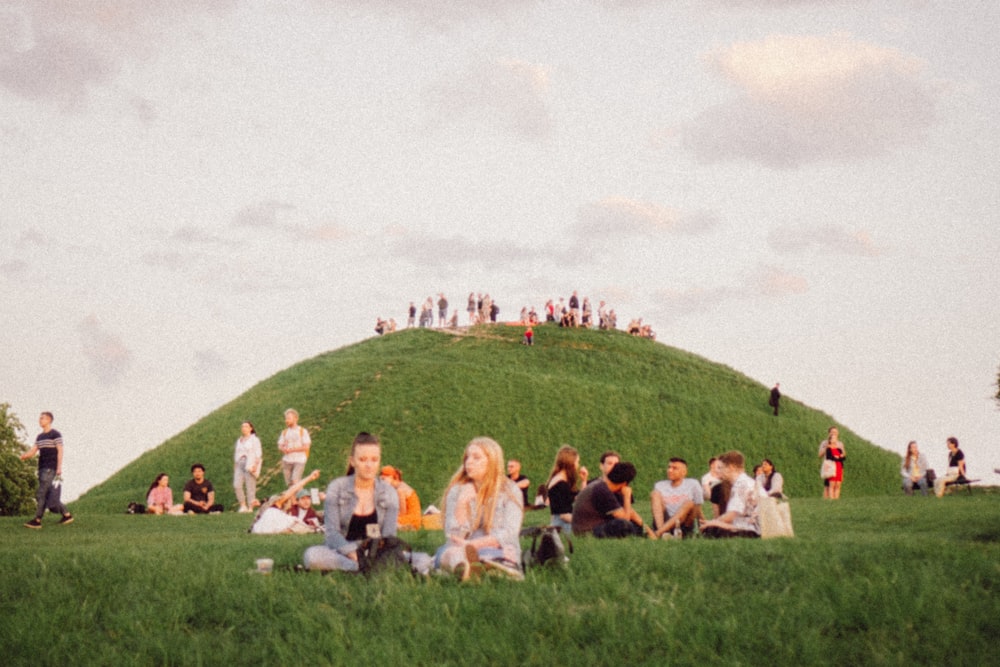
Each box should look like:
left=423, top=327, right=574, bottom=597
left=278, top=408, right=311, bottom=487
left=437, top=293, right=448, bottom=327
left=769, top=383, right=781, bottom=416
left=21, top=411, right=73, bottom=529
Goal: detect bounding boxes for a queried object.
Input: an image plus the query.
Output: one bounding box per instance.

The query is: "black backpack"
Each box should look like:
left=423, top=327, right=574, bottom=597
left=520, top=525, right=572, bottom=569
left=356, top=536, right=413, bottom=576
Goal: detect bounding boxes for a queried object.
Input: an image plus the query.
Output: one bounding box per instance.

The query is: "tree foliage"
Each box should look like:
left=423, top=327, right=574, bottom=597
left=0, top=403, right=37, bottom=516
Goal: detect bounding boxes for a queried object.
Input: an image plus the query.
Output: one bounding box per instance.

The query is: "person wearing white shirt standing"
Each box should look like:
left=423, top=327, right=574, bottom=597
left=234, top=421, right=263, bottom=512
left=278, top=409, right=311, bottom=488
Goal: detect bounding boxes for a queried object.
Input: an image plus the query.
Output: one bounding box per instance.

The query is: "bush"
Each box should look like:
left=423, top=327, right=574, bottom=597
left=0, top=403, right=36, bottom=516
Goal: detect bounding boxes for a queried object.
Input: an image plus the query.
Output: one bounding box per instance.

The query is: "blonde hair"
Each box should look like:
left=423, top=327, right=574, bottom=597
left=443, top=437, right=519, bottom=534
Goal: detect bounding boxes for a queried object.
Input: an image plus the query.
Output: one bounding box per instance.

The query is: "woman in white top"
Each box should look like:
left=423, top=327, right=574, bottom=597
left=755, top=458, right=785, bottom=498
left=233, top=421, right=263, bottom=513
left=436, top=437, right=525, bottom=580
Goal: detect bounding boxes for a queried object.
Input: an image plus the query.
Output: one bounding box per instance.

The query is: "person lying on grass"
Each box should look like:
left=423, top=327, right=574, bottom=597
left=700, top=450, right=760, bottom=539
left=435, top=437, right=525, bottom=581
left=250, top=469, right=321, bottom=534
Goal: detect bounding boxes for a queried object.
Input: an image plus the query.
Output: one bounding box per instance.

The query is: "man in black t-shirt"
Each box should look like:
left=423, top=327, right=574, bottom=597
left=183, top=463, right=224, bottom=513
left=572, top=462, right=650, bottom=538
left=21, top=411, right=73, bottom=528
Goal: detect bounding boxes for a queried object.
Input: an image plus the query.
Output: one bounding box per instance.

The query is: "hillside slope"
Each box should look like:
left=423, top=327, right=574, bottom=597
left=77, top=325, right=900, bottom=512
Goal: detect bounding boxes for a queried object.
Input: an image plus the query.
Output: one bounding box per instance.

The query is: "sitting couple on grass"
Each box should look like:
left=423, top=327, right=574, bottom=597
left=303, top=434, right=523, bottom=580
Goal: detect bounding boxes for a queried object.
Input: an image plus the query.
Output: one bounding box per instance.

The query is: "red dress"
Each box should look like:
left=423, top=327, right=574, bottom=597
left=825, top=445, right=845, bottom=483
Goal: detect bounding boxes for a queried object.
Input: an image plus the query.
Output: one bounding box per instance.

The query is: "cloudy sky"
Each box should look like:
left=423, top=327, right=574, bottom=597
left=2, top=1, right=997, bottom=501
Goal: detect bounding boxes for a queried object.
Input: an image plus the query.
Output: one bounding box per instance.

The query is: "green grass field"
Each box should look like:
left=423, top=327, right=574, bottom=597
left=2, top=494, right=997, bottom=666
left=7, top=325, right=995, bottom=665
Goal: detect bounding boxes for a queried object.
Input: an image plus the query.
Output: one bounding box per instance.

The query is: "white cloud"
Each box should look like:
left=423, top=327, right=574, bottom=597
left=389, top=231, right=542, bottom=267
left=425, top=58, right=553, bottom=139
left=746, top=264, right=809, bottom=296
left=77, top=315, right=132, bottom=386
left=682, top=34, right=942, bottom=167
left=0, top=259, right=29, bottom=279
left=768, top=224, right=882, bottom=257
left=343, top=0, right=540, bottom=29
left=574, top=197, right=718, bottom=238
left=653, top=264, right=808, bottom=319
left=193, top=348, right=228, bottom=380
left=0, top=2, right=233, bottom=109
left=232, top=201, right=298, bottom=230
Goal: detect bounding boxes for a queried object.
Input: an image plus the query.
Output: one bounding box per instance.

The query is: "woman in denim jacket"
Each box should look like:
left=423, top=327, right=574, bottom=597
left=303, top=433, right=399, bottom=571
left=436, top=437, right=524, bottom=580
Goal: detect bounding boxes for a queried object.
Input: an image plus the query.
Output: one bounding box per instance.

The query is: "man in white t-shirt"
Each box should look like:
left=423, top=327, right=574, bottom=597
left=277, top=408, right=311, bottom=487
left=651, top=458, right=704, bottom=539
left=700, top=450, right=760, bottom=539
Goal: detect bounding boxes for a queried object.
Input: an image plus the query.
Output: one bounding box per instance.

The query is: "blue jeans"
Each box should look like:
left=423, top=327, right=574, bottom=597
left=35, top=468, right=67, bottom=520
left=549, top=515, right=573, bottom=535
left=903, top=476, right=929, bottom=496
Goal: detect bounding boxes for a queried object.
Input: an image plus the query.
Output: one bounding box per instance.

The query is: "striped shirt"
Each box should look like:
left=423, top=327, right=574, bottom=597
left=36, top=429, right=63, bottom=471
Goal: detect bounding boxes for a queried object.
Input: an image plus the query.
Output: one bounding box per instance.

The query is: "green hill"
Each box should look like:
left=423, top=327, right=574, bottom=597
left=76, top=325, right=900, bottom=513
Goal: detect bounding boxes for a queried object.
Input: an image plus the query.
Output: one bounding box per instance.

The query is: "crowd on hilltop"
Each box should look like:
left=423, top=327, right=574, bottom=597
left=374, top=291, right=656, bottom=340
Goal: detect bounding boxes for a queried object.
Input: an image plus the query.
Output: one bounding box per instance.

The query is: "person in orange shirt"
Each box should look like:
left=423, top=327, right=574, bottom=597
left=380, top=465, right=422, bottom=530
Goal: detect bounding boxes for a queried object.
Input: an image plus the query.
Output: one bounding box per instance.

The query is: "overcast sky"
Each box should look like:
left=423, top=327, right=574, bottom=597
left=2, top=1, right=997, bottom=501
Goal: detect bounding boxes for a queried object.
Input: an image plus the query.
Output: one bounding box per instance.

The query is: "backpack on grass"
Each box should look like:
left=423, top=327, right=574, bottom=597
left=520, top=525, right=572, bottom=569
left=356, top=536, right=413, bottom=576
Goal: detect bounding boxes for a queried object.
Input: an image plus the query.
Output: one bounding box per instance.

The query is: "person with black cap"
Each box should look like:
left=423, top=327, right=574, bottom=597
left=571, top=462, right=653, bottom=538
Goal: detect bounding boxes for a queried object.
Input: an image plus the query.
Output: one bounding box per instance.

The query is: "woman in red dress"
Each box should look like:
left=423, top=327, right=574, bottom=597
left=819, top=426, right=846, bottom=500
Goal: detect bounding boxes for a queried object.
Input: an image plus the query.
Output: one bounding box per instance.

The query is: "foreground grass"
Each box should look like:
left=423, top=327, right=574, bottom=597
left=3, top=495, right=997, bottom=666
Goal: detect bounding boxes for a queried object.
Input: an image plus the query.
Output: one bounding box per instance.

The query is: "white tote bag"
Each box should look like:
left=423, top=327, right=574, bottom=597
left=759, top=496, right=794, bottom=539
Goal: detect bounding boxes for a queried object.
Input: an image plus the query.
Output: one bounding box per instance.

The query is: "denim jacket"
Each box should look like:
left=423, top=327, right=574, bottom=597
left=323, top=475, right=399, bottom=555
left=444, top=480, right=524, bottom=562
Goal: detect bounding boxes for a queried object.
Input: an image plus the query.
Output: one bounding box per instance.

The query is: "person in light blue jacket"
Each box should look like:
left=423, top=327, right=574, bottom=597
left=901, top=440, right=930, bottom=496
left=435, top=437, right=524, bottom=580
left=303, top=433, right=398, bottom=572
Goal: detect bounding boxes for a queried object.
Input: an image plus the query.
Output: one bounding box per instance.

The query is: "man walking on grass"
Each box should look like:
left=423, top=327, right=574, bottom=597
left=21, top=411, right=73, bottom=529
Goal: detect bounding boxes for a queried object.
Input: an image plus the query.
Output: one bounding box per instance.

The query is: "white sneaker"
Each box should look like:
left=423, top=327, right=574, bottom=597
left=483, top=558, right=524, bottom=581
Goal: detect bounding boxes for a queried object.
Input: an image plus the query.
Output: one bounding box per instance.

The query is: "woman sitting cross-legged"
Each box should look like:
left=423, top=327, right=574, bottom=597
left=146, top=473, right=183, bottom=515
left=435, top=437, right=525, bottom=580
left=302, top=433, right=398, bottom=572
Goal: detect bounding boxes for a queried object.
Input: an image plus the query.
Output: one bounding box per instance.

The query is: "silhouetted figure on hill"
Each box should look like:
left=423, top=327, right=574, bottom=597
left=769, top=383, right=781, bottom=416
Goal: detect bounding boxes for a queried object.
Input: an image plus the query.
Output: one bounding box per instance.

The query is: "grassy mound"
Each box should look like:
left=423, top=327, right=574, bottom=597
left=77, top=325, right=900, bottom=513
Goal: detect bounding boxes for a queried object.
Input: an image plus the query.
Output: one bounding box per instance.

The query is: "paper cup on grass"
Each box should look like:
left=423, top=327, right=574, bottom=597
left=255, top=558, right=274, bottom=574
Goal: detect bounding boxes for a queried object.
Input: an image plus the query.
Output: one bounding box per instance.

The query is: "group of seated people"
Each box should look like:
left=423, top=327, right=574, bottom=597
left=144, top=463, right=225, bottom=515
left=144, top=436, right=784, bottom=579
left=301, top=433, right=522, bottom=579
left=533, top=447, right=784, bottom=541
left=900, top=437, right=968, bottom=497
left=626, top=318, right=656, bottom=340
